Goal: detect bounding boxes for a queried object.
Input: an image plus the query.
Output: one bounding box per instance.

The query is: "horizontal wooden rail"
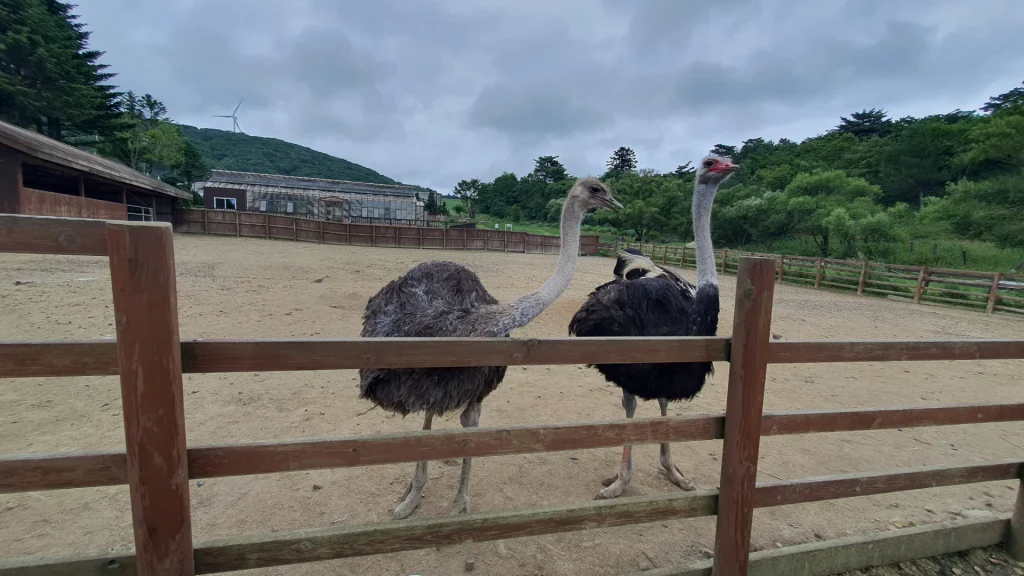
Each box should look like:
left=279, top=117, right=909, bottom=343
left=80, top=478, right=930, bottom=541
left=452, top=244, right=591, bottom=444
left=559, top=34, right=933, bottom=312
left=3, top=460, right=1017, bottom=575
left=769, top=339, right=1024, bottom=363
left=0, top=337, right=729, bottom=378
left=6, top=337, right=1024, bottom=379
left=637, top=515, right=1011, bottom=576
left=0, top=214, right=110, bottom=256
left=5, top=403, right=1022, bottom=493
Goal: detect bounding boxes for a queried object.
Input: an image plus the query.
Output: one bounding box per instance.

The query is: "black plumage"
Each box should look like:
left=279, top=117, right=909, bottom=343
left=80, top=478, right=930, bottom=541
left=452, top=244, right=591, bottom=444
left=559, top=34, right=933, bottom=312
left=569, top=251, right=718, bottom=401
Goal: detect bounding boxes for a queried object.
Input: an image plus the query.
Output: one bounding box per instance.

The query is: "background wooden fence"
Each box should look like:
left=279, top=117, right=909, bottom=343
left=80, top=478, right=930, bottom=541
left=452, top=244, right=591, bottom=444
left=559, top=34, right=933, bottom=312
left=606, top=241, right=1024, bottom=315
left=176, top=208, right=601, bottom=255
left=0, top=214, right=1022, bottom=576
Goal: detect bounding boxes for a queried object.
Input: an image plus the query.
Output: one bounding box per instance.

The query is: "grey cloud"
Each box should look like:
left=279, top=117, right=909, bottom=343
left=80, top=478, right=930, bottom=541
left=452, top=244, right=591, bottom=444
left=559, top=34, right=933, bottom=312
left=74, top=0, right=1024, bottom=192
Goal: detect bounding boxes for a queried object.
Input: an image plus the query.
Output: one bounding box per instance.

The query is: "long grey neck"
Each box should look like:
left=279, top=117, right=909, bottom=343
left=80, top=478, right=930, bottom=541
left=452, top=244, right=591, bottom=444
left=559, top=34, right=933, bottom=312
left=693, top=182, right=718, bottom=288
left=479, top=200, right=584, bottom=336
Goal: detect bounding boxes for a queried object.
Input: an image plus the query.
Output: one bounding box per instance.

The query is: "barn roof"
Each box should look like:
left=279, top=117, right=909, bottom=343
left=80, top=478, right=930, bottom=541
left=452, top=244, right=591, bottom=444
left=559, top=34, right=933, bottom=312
left=0, top=120, right=190, bottom=200
left=205, top=170, right=421, bottom=197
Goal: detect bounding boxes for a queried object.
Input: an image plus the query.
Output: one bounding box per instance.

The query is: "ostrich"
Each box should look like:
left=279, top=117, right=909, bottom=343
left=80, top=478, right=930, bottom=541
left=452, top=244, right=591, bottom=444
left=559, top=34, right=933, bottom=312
left=360, top=178, right=622, bottom=519
left=568, top=155, right=738, bottom=499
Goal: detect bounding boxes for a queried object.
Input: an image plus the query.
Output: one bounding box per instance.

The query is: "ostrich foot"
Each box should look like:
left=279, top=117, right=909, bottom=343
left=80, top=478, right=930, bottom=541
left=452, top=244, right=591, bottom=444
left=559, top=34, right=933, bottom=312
left=393, top=483, right=422, bottom=520
left=450, top=493, right=471, bottom=515
left=659, top=441, right=695, bottom=491
left=596, top=446, right=632, bottom=499
left=662, top=463, right=696, bottom=491
left=596, top=475, right=630, bottom=499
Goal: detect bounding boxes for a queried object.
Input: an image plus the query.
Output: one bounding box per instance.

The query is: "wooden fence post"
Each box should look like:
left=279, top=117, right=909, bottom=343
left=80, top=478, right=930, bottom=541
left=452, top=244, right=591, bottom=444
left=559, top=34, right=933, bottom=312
left=777, top=255, right=785, bottom=283
left=292, top=217, right=297, bottom=241
left=721, top=248, right=728, bottom=274
left=265, top=214, right=270, bottom=239
left=857, top=261, right=868, bottom=295
left=319, top=219, right=324, bottom=244
left=234, top=212, right=240, bottom=237
left=814, top=258, right=823, bottom=289
left=661, top=244, right=668, bottom=265
left=1009, top=473, right=1023, bottom=560
left=203, top=209, right=208, bottom=235
left=682, top=246, right=689, bottom=268
left=986, top=272, right=1002, bottom=314
left=712, top=257, right=776, bottom=576
left=442, top=227, right=447, bottom=250
left=106, top=222, right=194, bottom=576
left=914, top=266, right=927, bottom=304
left=372, top=225, right=376, bottom=247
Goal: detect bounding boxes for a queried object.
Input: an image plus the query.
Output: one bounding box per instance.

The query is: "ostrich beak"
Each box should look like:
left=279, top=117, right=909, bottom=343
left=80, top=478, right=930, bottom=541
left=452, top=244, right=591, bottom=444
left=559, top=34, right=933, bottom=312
left=603, top=197, right=624, bottom=211
left=711, top=162, right=740, bottom=173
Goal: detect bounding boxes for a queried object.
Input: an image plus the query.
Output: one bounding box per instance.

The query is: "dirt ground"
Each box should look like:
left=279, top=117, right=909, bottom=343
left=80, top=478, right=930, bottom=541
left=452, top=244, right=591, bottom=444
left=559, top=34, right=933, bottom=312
left=1, top=234, right=1022, bottom=576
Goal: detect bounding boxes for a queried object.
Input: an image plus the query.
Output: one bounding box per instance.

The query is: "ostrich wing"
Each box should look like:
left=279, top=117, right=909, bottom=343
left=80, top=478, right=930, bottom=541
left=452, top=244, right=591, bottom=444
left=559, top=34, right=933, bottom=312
left=613, top=249, right=695, bottom=295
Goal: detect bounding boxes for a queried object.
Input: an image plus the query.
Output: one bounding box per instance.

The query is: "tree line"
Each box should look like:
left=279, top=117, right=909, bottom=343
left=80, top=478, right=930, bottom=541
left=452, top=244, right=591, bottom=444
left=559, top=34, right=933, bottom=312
left=452, top=81, right=1024, bottom=265
left=1, top=0, right=209, bottom=202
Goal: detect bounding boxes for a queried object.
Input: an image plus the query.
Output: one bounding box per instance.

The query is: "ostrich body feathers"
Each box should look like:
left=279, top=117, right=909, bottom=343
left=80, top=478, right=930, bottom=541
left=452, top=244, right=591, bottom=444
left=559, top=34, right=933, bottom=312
left=359, top=261, right=508, bottom=416
left=568, top=250, right=719, bottom=402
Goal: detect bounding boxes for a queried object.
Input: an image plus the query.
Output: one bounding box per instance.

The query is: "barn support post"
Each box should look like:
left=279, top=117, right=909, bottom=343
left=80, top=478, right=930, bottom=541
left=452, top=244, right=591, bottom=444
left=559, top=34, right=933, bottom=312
left=77, top=175, right=85, bottom=197
left=815, top=258, right=824, bottom=289
left=857, top=261, right=868, bottom=295
left=106, top=221, right=195, bottom=576
left=712, top=257, right=776, bottom=576
left=986, top=272, right=1002, bottom=314
left=0, top=148, right=23, bottom=214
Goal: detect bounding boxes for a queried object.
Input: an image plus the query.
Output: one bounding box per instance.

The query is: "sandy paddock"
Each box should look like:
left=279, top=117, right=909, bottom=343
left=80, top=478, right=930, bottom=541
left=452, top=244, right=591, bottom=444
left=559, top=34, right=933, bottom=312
left=1, top=234, right=1022, bottom=575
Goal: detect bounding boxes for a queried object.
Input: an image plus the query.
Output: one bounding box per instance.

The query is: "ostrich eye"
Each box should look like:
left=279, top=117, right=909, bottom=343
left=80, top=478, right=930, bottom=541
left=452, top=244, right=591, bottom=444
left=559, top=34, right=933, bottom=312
left=703, top=159, right=715, bottom=168
left=589, top=184, right=602, bottom=194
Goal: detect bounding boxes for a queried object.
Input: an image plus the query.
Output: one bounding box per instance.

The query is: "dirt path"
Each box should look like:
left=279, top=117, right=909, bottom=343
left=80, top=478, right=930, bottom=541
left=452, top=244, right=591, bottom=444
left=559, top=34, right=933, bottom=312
left=1, top=234, right=1022, bottom=575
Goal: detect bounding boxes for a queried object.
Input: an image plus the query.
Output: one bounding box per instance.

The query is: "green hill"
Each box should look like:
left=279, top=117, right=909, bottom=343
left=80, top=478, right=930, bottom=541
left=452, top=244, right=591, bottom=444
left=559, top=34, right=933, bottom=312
left=180, top=125, right=397, bottom=184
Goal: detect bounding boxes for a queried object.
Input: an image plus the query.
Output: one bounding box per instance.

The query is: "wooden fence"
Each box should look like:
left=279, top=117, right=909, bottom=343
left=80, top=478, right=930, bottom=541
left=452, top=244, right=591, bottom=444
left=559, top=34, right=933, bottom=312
left=1, top=213, right=1023, bottom=576
left=177, top=208, right=601, bottom=255
left=605, top=241, right=1024, bottom=315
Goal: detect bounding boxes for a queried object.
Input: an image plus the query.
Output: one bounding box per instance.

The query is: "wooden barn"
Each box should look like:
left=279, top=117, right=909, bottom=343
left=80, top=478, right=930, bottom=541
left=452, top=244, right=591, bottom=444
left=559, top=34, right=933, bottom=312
left=198, top=170, right=426, bottom=225
left=0, top=120, right=189, bottom=222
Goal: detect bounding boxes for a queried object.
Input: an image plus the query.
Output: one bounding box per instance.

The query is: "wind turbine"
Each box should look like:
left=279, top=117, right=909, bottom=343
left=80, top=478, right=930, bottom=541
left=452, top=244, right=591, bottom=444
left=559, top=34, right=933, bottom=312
left=214, top=99, right=244, bottom=133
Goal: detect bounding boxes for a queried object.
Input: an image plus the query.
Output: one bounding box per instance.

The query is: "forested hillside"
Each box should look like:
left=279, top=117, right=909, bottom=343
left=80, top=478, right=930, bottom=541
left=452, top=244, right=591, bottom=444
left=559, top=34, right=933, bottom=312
left=180, top=126, right=397, bottom=184
left=451, top=82, right=1024, bottom=271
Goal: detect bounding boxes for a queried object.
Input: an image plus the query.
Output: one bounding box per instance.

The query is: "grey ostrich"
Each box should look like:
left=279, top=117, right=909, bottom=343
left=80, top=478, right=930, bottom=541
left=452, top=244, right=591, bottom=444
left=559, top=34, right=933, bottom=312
left=568, top=155, right=738, bottom=499
left=360, top=178, right=622, bottom=519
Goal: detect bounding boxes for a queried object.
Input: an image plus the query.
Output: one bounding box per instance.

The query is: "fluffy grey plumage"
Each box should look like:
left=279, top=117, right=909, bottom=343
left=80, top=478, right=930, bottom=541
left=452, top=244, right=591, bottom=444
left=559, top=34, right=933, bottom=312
left=359, top=261, right=508, bottom=416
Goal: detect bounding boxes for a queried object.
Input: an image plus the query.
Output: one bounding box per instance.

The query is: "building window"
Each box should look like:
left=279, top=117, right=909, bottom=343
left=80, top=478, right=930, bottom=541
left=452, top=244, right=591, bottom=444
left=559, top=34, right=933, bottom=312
left=214, top=197, right=237, bottom=210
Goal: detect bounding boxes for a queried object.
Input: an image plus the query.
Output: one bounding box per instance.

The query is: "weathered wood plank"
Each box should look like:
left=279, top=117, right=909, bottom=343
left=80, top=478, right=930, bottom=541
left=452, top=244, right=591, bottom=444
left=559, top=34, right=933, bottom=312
left=0, top=213, right=109, bottom=256
left=193, top=491, right=717, bottom=573
left=5, top=404, right=1023, bottom=493
left=768, top=339, right=1024, bottom=363
left=0, top=549, right=136, bottom=576
left=633, top=515, right=1010, bottom=576
left=756, top=461, right=1021, bottom=508
left=0, top=341, right=119, bottom=378
left=106, top=221, right=194, bottom=576
left=0, top=450, right=126, bottom=493
left=7, top=336, right=1023, bottom=379
left=179, top=336, right=730, bottom=372
left=713, top=257, right=777, bottom=576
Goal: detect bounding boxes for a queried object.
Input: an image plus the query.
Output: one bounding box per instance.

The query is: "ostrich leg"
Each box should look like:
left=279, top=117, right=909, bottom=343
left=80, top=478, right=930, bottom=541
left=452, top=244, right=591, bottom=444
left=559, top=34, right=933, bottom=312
left=658, top=399, right=695, bottom=491
left=393, top=412, right=433, bottom=520
left=451, top=401, right=482, bottom=515
left=596, top=391, right=636, bottom=499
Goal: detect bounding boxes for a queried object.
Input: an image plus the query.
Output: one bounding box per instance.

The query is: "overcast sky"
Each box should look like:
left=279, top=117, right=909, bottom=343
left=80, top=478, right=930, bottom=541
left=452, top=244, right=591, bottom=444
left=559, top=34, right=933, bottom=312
left=75, top=0, right=1023, bottom=192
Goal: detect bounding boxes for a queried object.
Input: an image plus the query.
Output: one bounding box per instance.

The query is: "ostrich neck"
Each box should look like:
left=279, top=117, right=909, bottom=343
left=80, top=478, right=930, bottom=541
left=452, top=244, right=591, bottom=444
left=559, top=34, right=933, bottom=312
left=693, top=182, right=717, bottom=287
left=476, top=201, right=584, bottom=336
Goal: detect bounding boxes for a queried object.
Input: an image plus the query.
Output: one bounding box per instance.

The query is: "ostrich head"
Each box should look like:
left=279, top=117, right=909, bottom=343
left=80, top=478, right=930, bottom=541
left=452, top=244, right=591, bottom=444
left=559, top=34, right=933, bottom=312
left=695, top=155, right=740, bottom=188
left=566, top=177, right=623, bottom=214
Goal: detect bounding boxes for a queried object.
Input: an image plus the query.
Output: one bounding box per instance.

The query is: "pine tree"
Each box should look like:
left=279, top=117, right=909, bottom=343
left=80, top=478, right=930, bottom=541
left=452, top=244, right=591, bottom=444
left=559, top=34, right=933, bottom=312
left=604, top=146, right=637, bottom=178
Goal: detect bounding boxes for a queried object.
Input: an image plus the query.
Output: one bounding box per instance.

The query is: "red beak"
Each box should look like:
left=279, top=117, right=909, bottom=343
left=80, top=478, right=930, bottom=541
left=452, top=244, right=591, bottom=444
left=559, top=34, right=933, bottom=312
left=710, top=162, right=740, bottom=173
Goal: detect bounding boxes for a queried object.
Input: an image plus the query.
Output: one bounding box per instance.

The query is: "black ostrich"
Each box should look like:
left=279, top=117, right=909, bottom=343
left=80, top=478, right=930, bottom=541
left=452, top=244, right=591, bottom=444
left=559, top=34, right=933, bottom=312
left=360, top=179, right=622, bottom=519
left=568, top=155, right=738, bottom=499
